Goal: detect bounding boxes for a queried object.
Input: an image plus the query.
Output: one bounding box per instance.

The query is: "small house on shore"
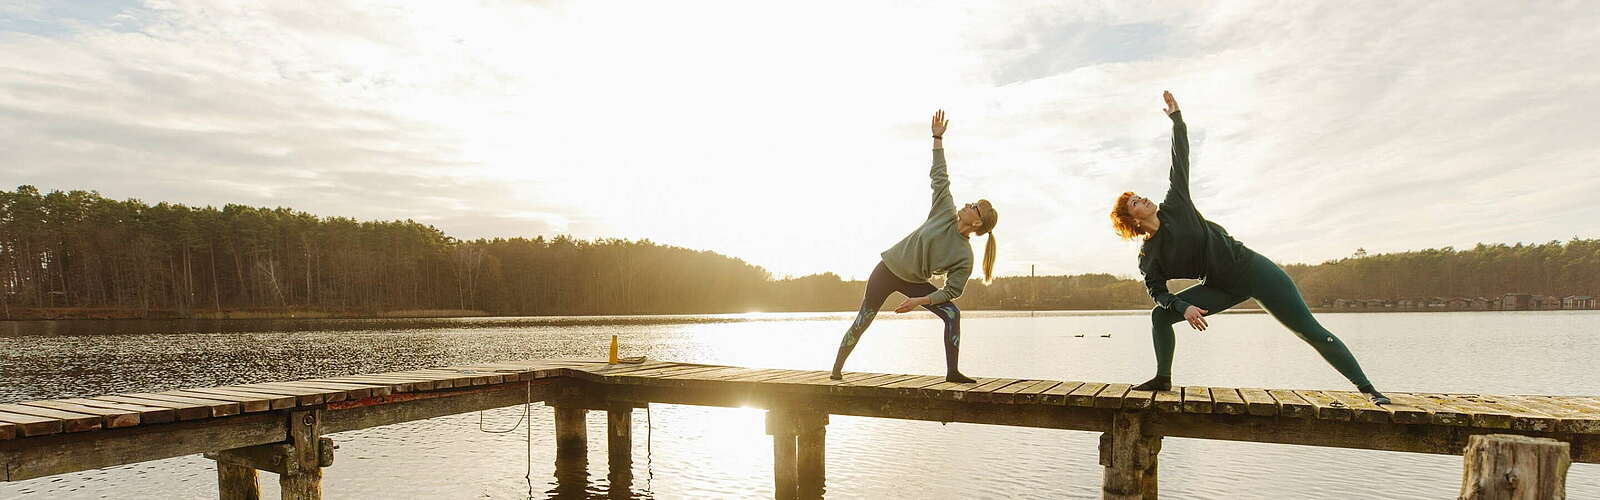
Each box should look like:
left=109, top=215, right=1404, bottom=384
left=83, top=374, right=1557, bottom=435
left=1564, top=295, right=1596, bottom=310
left=1471, top=297, right=1494, bottom=310
left=1503, top=293, right=1532, bottom=311
left=1447, top=297, right=1471, bottom=309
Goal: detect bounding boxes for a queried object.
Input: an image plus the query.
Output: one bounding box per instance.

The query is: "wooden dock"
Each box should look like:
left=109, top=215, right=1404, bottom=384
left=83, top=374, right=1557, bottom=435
left=2, top=359, right=1596, bottom=498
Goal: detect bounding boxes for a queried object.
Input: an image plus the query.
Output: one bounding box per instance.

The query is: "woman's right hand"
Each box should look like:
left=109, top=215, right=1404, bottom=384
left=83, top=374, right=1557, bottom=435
left=1183, top=305, right=1208, bottom=331
left=1162, top=91, right=1179, bottom=116
left=931, top=109, right=948, bottom=138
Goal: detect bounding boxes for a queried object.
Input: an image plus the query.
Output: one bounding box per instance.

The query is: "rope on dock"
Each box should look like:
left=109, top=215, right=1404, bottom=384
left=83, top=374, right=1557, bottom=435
left=473, top=380, right=535, bottom=493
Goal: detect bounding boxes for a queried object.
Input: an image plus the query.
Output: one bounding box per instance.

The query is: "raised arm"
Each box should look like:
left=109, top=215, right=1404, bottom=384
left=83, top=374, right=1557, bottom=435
left=1161, top=91, right=1192, bottom=209
left=928, top=109, right=957, bottom=218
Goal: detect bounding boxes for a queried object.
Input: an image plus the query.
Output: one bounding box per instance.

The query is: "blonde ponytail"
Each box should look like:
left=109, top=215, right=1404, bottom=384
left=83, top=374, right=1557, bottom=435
left=974, top=199, right=998, bottom=284
left=982, top=232, right=997, bottom=284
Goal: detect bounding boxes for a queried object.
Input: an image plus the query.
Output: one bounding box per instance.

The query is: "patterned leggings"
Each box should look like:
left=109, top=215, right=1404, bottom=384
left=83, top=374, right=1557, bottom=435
left=835, top=262, right=962, bottom=373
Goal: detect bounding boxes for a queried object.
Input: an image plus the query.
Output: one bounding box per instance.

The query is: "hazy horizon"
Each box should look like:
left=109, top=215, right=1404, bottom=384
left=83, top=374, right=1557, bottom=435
left=4, top=2, right=1598, bottom=280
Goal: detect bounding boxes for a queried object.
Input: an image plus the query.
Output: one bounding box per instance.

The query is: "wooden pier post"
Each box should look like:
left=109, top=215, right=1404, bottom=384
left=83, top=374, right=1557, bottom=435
left=216, top=462, right=261, bottom=500
left=1459, top=434, right=1570, bottom=499
left=607, top=403, right=633, bottom=480
left=554, top=406, right=588, bottom=458
left=280, top=409, right=324, bottom=500
left=796, top=413, right=828, bottom=500
left=1100, top=412, right=1160, bottom=500
left=766, top=410, right=800, bottom=500
left=766, top=409, right=827, bottom=500
left=206, top=411, right=333, bottom=500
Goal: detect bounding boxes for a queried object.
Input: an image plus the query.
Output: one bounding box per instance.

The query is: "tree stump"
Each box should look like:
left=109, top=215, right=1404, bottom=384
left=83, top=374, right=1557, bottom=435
left=1459, top=434, right=1570, bottom=500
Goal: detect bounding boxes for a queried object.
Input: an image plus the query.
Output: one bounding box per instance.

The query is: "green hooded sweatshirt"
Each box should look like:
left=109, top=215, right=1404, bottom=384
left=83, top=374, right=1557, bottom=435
left=879, top=149, right=974, bottom=305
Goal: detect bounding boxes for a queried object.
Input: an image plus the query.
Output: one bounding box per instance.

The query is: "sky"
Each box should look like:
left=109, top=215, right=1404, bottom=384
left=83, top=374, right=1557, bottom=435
left=2, top=1, right=1598, bottom=280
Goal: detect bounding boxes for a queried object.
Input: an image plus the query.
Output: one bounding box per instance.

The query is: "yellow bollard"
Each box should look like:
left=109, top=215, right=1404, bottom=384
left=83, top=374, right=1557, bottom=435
left=608, top=334, right=619, bottom=364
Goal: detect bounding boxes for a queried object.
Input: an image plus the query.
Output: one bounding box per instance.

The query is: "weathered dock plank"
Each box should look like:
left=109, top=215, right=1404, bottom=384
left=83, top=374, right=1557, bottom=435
left=1293, top=390, right=1351, bottom=421
left=967, top=379, right=1031, bottom=404
left=1152, top=389, right=1182, bottom=413
left=1389, top=393, right=1469, bottom=426
left=1236, top=388, right=1278, bottom=417
left=0, top=404, right=102, bottom=433
left=1039, top=381, right=1083, bottom=406
left=1181, top=386, right=1213, bottom=414
left=178, top=388, right=296, bottom=411
left=1067, top=382, right=1108, bottom=407
left=1323, top=391, right=1391, bottom=424
left=1092, top=383, right=1133, bottom=409
left=1208, top=388, right=1247, bottom=416
left=0, top=411, right=62, bottom=437
left=19, top=401, right=141, bottom=428
left=1511, top=396, right=1600, bottom=433
left=878, top=376, right=950, bottom=398
left=1420, top=394, right=1512, bottom=429
left=164, top=389, right=275, bottom=413
left=1007, top=380, right=1063, bottom=405
left=57, top=398, right=178, bottom=425
left=1266, top=390, right=1313, bottom=419
left=1120, top=387, right=1155, bottom=410
left=223, top=384, right=330, bottom=406
left=1461, top=395, right=1561, bottom=432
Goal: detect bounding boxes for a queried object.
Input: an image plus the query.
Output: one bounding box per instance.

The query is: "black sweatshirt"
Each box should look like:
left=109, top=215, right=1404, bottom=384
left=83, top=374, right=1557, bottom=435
left=1137, top=110, right=1257, bottom=312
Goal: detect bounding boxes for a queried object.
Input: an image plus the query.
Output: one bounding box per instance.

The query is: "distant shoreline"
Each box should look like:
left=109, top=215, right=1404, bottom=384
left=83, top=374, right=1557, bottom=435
left=2, top=305, right=1587, bottom=322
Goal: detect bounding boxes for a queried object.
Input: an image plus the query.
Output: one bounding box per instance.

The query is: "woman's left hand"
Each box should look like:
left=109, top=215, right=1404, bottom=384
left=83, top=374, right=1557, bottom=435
left=931, top=109, right=948, bottom=137
left=895, top=296, right=931, bottom=313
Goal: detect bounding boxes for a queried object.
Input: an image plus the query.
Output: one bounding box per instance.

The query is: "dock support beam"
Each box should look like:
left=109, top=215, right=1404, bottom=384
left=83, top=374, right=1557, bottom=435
left=607, top=403, right=635, bottom=492
left=216, top=462, right=261, bottom=500
left=1459, top=434, right=1570, bottom=499
left=1100, top=412, right=1161, bottom=500
left=767, top=409, right=828, bottom=500
left=281, top=409, right=325, bottom=500
left=554, top=406, right=588, bottom=458
left=796, top=412, right=828, bottom=499
left=204, top=410, right=332, bottom=500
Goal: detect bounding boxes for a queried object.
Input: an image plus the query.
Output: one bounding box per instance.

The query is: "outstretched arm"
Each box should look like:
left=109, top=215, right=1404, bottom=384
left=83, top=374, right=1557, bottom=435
left=894, top=262, right=971, bottom=312
left=928, top=110, right=957, bottom=218
left=1161, top=91, right=1192, bottom=209
left=1141, top=253, right=1210, bottom=331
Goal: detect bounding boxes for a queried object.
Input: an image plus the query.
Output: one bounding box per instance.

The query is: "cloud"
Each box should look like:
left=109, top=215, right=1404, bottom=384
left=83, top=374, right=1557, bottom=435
left=2, top=1, right=1597, bottom=281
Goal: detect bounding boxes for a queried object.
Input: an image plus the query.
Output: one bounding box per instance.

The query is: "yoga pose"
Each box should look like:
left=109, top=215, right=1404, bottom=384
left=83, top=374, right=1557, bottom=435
left=1111, top=91, right=1390, bottom=404
left=829, top=110, right=999, bottom=384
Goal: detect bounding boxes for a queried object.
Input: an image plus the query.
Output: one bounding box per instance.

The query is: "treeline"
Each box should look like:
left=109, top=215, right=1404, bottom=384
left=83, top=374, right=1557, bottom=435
left=1284, top=241, right=1600, bottom=302
left=2, top=186, right=1596, bottom=318
left=0, top=185, right=795, bottom=316
left=957, top=241, right=1600, bottom=310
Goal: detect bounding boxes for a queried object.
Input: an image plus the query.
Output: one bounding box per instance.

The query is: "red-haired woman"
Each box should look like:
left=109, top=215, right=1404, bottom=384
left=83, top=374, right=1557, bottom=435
left=1111, top=91, right=1389, bottom=404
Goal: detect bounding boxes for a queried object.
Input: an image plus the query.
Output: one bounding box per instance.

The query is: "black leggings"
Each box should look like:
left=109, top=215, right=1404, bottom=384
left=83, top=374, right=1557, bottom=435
left=1149, top=253, right=1374, bottom=388
left=836, top=262, right=962, bottom=371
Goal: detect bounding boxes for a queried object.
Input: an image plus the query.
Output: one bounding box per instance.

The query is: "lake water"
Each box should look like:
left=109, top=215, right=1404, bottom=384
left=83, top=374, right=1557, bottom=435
left=2, top=310, right=1597, bottom=499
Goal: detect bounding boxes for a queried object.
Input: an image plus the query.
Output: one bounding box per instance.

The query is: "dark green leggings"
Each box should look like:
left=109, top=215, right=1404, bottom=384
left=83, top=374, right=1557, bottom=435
left=1150, top=254, right=1373, bottom=387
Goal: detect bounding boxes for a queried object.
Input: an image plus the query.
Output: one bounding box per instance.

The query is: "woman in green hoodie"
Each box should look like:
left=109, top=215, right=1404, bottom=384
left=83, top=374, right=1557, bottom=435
left=1110, top=91, right=1390, bottom=404
left=829, top=110, right=999, bottom=384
